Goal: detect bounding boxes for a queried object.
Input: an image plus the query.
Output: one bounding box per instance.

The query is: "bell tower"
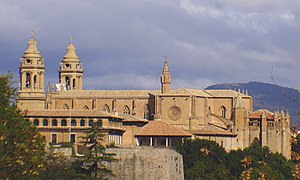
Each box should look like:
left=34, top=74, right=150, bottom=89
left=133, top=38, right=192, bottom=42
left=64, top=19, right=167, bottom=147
left=58, top=36, right=83, bottom=90
left=17, top=32, right=46, bottom=110
left=160, top=57, right=171, bottom=94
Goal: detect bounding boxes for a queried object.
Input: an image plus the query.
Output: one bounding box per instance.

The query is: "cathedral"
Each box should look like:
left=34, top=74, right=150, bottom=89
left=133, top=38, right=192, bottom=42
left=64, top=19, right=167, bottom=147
left=16, top=34, right=291, bottom=158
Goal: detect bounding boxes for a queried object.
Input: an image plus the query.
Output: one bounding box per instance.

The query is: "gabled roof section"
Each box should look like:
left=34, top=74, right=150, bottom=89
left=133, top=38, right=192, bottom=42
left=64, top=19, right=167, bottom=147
left=162, top=88, right=212, bottom=97
left=204, top=89, right=251, bottom=98
left=162, top=88, right=251, bottom=98
left=135, top=120, right=192, bottom=137
left=249, top=109, right=274, bottom=120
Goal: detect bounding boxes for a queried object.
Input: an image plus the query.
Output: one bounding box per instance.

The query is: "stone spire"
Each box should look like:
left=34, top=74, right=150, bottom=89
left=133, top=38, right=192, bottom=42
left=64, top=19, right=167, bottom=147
left=59, top=36, right=83, bottom=90
left=18, top=32, right=46, bottom=110
left=234, top=93, right=245, bottom=109
left=63, top=35, right=79, bottom=61
left=23, top=31, right=41, bottom=58
left=160, top=56, right=171, bottom=94
left=162, top=57, right=170, bottom=74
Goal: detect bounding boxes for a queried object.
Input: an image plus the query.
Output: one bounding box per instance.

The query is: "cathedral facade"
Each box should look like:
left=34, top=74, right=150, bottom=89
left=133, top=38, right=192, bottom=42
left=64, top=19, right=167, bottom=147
left=17, top=35, right=291, bottom=158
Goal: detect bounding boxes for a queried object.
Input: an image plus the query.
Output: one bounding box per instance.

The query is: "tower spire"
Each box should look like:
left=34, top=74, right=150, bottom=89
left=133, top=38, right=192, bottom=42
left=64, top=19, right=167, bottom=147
left=70, top=34, right=73, bottom=44
left=24, top=32, right=40, bottom=56
left=59, top=36, right=83, bottom=90
left=63, top=36, right=78, bottom=60
left=160, top=57, right=171, bottom=94
left=18, top=33, right=46, bottom=110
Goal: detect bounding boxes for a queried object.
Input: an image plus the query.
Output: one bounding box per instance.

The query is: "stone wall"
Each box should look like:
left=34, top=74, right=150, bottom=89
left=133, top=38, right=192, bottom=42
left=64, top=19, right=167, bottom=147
left=107, top=147, right=184, bottom=180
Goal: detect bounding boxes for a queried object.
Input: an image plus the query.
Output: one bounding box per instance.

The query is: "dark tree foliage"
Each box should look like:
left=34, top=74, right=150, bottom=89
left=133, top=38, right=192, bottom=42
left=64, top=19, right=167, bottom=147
left=177, top=139, right=231, bottom=180
left=40, top=146, right=85, bottom=180
left=0, top=73, right=46, bottom=178
left=240, top=143, right=293, bottom=179
left=177, top=139, right=294, bottom=180
left=292, top=134, right=300, bottom=158
left=76, top=120, right=116, bottom=179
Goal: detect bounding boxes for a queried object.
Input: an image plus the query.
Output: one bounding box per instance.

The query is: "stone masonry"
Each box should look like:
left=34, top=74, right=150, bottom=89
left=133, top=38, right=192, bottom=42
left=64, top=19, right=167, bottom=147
left=107, top=147, right=184, bottom=180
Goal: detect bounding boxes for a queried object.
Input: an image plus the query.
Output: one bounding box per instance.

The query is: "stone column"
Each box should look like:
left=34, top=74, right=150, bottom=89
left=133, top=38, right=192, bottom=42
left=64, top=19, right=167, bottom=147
left=36, top=72, right=39, bottom=90
left=21, top=72, right=26, bottom=90
left=78, top=76, right=82, bottom=90
left=166, top=137, right=169, bottom=147
left=69, top=76, right=73, bottom=90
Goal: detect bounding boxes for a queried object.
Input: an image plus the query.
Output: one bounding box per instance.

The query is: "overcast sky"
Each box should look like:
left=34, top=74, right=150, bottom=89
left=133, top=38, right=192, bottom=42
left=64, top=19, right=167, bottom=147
left=1, top=0, right=300, bottom=90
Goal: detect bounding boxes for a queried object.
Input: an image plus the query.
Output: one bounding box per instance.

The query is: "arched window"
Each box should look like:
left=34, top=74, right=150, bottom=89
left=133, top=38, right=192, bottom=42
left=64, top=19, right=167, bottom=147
left=72, top=78, right=76, bottom=90
left=33, top=75, right=37, bottom=89
left=96, top=120, right=102, bottom=127
left=52, top=119, right=57, bottom=126
left=88, top=120, right=94, bottom=126
left=26, top=72, right=31, bottom=88
left=43, top=119, right=48, bottom=126
left=123, top=105, right=130, bottom=114
left=65, top=76, right=70, bottom=90
left=144, top=104, right=151, bottom=119
left=92, top=99, right=96, bottom=109
left=71, top=119, right=76, bottom=126
left=251, top=137, right=260, bottom=146
left=80, top=119, right=85, bottom=126
left=63, top=104, right=69, bottom=110
left=61, top=119, right=67, bottom=126
left=33, top=119, right=39, bottom=126
left=83, top=105, right=89, bottom=110
left=103, top=104, right=110, bottom=113
left=220, top=106, right=226, bottom=118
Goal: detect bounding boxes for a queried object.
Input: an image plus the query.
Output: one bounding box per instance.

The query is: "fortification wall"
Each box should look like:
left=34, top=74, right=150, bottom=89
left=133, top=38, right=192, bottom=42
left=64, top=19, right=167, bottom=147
left=107, top=147, right=184, bottom=180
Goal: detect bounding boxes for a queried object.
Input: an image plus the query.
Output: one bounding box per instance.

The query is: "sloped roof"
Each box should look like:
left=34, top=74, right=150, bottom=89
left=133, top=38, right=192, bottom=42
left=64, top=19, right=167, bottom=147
left=51, top=90, right=159, bottom=98
left=188, top=125, right=236, bottom=136
left=161, top=88, right=251, bottom=98
left=135, top=120, right=192, bottom=137
left=208, top=115, right=229, bottom=129
left=204, top=89, right=251, bottom=98
left=120, top=114, right=149, bottom=123
left=249, top=109, right=274, bottom=119
left=23, top=109, right=123, bottom=119
left=162, top=88, right=212, bottom=97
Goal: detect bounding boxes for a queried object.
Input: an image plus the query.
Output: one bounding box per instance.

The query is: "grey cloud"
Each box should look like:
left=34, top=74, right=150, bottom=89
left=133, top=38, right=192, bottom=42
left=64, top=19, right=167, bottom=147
left=0, top=0, right=300, bottom=90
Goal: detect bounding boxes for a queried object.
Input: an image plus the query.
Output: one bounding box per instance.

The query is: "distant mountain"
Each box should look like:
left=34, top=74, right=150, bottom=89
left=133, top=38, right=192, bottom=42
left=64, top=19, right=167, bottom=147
left=206, top=82, right=300, bottom=125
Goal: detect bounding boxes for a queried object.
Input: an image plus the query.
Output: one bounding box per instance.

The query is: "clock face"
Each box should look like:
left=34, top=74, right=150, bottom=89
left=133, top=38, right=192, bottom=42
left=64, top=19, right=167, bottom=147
left=168, top=106, right=181, bottom=120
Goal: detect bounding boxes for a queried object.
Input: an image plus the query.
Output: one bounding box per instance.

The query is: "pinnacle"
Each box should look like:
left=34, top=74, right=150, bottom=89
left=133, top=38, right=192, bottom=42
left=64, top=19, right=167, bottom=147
left=63, top=36, right=79, bottom=60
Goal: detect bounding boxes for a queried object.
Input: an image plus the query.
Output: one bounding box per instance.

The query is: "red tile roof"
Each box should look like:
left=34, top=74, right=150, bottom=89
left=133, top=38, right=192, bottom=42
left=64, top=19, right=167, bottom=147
left=22, top=109, right=123, bottom=119
left=135, top=120, right=192, bottom=137
left=249, top=109, right=274, bottom=119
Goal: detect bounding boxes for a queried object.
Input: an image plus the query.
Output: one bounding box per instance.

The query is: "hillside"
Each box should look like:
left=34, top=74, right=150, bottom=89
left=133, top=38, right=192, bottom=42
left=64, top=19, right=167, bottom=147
left=206, top=82, right=300, bottom=125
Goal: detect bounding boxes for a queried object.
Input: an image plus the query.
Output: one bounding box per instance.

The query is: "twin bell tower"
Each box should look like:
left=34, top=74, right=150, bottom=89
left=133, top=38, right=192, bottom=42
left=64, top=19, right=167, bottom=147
left=17, top=34, right=83, bottom=110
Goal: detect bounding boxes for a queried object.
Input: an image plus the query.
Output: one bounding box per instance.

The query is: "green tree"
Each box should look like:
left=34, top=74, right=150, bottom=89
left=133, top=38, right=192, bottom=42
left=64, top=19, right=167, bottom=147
left=177, top=139, right=231, bottom=180
left=178, top=139, right=294, bottom=180
left=76, top=120, right=116, bottom=179
left=242, top=144, right=293, bottom=179
left=41, top=145, right=85, bottom=180
left=0, top=73, right=46, bottom=178
left=228, top=143, right=294, bottom=180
